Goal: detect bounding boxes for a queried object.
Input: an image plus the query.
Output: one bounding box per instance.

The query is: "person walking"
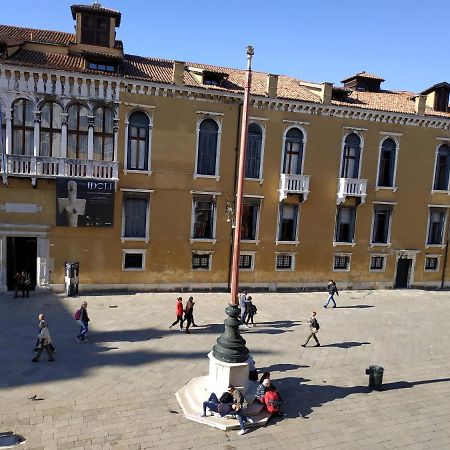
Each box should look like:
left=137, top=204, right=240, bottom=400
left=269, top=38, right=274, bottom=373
left=169, top=297, right=184, bottom=331
left=245, top=296, right=256, bottom=327
left=13, top=272, right=22, bottom=298
left=21, top=270, right=31, bottom=298
left=239, top=291, right=248, bottom=323
left=76, top=301, right=90, bottom=342
left=324, top=279, right=339, bottom=308
left=184, top=297, right=195, bottom=334
left=32, top=320, right=55, bottom=362
left=36, top=313, right=56, bottom=353
left=301, top=311, right=321, bottom=347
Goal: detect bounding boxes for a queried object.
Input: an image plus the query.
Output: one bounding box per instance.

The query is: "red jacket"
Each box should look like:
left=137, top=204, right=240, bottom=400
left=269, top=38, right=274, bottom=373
left=176, top=301, right=183, bottom=316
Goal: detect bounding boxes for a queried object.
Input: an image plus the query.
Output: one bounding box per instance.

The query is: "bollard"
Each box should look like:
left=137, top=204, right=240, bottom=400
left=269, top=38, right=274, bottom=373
left=365, top=365, right=384, bottom=390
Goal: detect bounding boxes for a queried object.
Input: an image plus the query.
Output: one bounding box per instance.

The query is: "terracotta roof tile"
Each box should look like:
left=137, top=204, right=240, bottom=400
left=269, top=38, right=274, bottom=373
left=0, top=24, right=74, bottom=45
left=341, top=71, right=385, bottom=82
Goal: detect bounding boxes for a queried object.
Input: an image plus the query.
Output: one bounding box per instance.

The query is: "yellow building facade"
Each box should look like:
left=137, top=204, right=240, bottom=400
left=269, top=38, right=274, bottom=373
left=1, top=4, right=450, bottom=292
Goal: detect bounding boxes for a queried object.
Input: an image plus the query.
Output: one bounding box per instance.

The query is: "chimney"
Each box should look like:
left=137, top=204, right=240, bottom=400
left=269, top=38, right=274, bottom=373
left=415, top=95, right=426, bottom=115
left=172, top=61, right=185, bottom=86
left=320, top=82, right=333, bottom=104
left=266, top=74, right=278, bottom=98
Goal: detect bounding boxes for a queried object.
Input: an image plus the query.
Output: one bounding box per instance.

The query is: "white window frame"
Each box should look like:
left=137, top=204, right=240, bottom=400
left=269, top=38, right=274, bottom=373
left=424, top=254, right=441, bottom=272
left=431, top=141, right=450, bottom=193
left=123, top=108, right=154, bottom=175
left=276, top=202, right=300, bottom=245
left=375, top=134, right=400, bottom=191
left=191, top=250, right=213, bottom=271
left=338, top=129, right=365, bottom=180
left=122, top=249, right=146, bottom=271
left=369, top=254, right=387, bottom=272
left=241, top=196, right=262, bottom=244
left=194, top=112, right=223, bottom=180
left=239, top=251, right=256, bottom=271
left=425, top=205, right=449, bottom=248
left=245, top=117, right=267, bottom=184
left=190, top=191, right=220, bottom=243
left=275, top=252, right=296, bottom=271
left=279, top=124, right=308, bottom=175
left=333, top=253, right=352, bottom=272
left=333, top=205, right=357, bottom=247
left=370, top=202, right=394, bottom=247
left=120, top=188, right=153, bottom=243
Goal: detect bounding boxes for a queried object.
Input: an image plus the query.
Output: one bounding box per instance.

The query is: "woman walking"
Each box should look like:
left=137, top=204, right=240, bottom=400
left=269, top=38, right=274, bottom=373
left=170, top=297, right=184, bottom=331
left=184, top=297, right=195, bottom=334
left=76, top=301, right=90, bottom=342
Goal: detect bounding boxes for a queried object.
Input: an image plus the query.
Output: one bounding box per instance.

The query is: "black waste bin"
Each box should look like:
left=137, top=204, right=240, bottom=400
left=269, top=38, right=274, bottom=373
left=64, top=262, right=79, bottom=296
left=365, top=365, right=384, bottom=390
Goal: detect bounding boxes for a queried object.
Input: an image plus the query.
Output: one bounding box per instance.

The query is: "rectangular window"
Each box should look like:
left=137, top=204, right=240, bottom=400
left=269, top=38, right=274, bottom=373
left=80, top=14, right=110, bottom=47
left=239, top=254, right=253, bottom=270
left=123, top=252, right=145, bottom=270
left=334, top=254, right=350, bottom=271
left=192, top=252, right=211, bottom=270
left=241, top=200, right=260, bottom=240
left=427, top=208, right=446, bottom=245
left=123, top=194, right=148, bottom=239
left=278, top=204, right=298, bottom=241
left=372, top=206, right=392, bottom=244
left=370, top=256, right=385, bottom=271
left=425, top=256, right=439, bottom=271
left=335, top=207, right=356, bottom=243
left=192, top=196, right=215, bottom=239
left=276, top=253, right=294, bottom=270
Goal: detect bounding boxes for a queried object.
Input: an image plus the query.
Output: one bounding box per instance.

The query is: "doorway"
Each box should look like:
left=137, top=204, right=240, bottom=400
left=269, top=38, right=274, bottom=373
left=395, top=258, right=412, bottom=288
left=6, top=237, right=37, bottom=291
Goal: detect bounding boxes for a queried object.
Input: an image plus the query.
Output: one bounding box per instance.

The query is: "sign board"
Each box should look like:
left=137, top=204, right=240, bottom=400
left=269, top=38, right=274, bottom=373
left=56, top=179, right=114, bottom=227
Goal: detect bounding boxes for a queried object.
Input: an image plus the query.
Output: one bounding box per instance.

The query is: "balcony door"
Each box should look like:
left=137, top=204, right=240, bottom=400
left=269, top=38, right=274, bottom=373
left=341, top=133, right=361, bottom=178
left=282, top=127, right=304, bottom=175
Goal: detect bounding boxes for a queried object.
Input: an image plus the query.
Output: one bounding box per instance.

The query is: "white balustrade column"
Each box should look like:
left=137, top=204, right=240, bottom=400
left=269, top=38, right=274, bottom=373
left=5, top=107, right=12, bottom=155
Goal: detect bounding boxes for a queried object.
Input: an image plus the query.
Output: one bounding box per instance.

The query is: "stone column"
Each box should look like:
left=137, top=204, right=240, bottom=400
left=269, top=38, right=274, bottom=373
left=60, top=113, right=68, bottom=158
left=113, top=117, right=119, bottom=162
left=36, top=237, right=49, bottom=291
left=5, top=107, right=12, bottom=155
left=33, top=110, right=40, bottom=157
left=0, top=236, right=7, bottom=293
left=87, top=115, right=94, bottom=160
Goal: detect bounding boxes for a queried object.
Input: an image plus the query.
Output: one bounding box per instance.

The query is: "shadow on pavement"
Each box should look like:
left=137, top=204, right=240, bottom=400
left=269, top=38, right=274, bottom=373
left=334, top=305, right=374, bottom=309
left=258, top=363, right=309, bottom=373
left=320, top=341, right=371, bottom=349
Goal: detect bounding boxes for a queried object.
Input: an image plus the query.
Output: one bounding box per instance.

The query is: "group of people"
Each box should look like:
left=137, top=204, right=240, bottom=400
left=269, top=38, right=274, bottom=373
left=169, top=296, right=197, bottom=333
left=31, top=301, right=91, bottom=362
left=239, top=291, right=257, bottom=327
left=14, top=270, right=31, bottom=298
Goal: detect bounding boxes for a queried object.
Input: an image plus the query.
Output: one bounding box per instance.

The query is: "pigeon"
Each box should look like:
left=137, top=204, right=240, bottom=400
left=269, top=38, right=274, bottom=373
left=27, top=395, right=37, bottom=400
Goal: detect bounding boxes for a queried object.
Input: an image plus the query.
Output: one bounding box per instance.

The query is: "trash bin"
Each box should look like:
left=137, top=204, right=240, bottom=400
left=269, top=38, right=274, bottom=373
left=64, top=261, right=79, bottom=296
left=365, top=365, right=384, bottom=390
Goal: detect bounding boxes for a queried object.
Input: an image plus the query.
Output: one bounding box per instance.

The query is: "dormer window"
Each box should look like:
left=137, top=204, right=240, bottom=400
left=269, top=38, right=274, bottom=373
left=203, top=71, right=227, bottom=86
left=88, top=61, right=116, bottom=72
left=80, top=14, right=110, bottom=47
left=420, top=82, right=450, bottom=113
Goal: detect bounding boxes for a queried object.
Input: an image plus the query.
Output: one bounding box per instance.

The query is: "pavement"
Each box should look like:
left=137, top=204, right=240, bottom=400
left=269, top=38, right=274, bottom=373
left=0, top=289, right=450, bottom=450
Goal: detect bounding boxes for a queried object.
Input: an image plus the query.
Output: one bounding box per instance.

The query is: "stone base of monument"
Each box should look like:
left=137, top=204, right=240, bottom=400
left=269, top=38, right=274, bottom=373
left=175, top=352, right=271, bottom=431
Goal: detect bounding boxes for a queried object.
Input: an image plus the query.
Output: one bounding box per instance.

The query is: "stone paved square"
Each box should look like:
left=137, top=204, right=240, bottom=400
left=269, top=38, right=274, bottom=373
left=1, top=289, right=450, bottom=449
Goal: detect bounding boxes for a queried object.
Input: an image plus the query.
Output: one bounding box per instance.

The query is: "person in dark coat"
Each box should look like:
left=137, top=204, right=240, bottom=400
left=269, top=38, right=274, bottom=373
left=76, top=301, right=90, bottom=342
left=184, top=297, right=195, bottom=334
left=324, top=279, right=339, bottom=308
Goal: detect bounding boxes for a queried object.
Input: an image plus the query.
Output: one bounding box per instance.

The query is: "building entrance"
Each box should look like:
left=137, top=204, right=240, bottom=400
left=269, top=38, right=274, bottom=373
left=6, top=237, right=37, bottom=291
left=394, top=258, right=412, bottom=288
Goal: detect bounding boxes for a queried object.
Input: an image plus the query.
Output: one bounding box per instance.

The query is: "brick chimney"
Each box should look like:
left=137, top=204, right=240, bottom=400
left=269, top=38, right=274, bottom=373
left=320, top=82, right=333, bottom=104
left=172, top=61, right=185, bottom=86
left=266, top=74, right=278, bottom=98
left=414, top=95, right=426, bottom=115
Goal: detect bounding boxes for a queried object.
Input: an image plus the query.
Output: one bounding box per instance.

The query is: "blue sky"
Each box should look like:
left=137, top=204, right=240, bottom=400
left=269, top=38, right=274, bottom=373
left=2, top=0, right=448, bottom=93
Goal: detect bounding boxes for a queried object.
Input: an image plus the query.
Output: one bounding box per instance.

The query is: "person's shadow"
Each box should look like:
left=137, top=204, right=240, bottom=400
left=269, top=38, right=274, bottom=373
left=320, top=341, right=370, bottom=349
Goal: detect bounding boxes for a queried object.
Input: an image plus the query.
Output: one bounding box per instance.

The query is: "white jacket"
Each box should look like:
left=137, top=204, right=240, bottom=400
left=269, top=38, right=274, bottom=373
left=38, top=327, right=52, bottom=345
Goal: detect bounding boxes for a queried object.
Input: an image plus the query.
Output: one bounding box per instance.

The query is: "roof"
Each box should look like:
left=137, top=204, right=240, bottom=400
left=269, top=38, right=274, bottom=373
left=420, top=82, right=450, bottom=95
left=71, top=4, right=121, bottom=26
left=341, top=71, right=385, bottom=83
left=0, top=24, right=74, bottom=46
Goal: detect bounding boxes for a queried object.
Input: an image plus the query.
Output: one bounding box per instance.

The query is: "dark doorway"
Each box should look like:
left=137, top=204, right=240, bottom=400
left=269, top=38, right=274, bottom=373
left=6, top=237, right=37, bottom=291
left=395, top=258, right=412, bottom=288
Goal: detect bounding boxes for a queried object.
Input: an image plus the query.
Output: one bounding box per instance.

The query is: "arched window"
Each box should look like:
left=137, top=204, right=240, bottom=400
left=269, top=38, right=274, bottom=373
left=40, top=102, right=62, bottom=157
left=196, top=118, right=218, bottom=176
left=67, top=104, right=88, bottom=159
left=127, top=111, right=149, bottom=170
left=377, top=138, right=397, bottom=187
left=94, top=107, right=114, bottom=161
left=246, top=123, right=263, bottom=179
left=434, top=144, right=450, bottom=191
left=341, top=133, right=361, bottom=178
left=283, top=127, right=304, bottom=175
left=12, top=98, right=34, bottom=156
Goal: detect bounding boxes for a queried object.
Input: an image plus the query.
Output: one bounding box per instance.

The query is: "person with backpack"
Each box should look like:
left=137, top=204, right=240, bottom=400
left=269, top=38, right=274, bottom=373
left=301, top=311, right=320, bottom=347
left=264, top=384, right=282, bottom=416
left=75, top=301, right=90, bottom=343
left=245, top=297, right=257, bottom=327
left=169, top=297, right=184, bottom=331
left=324, top=279, right=339, bottom=308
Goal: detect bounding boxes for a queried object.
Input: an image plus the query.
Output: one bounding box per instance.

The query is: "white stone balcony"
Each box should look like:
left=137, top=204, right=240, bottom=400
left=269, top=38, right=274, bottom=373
left=279, top=173, right=310, bottom=202
left=337, top=177, right=367, bottom=204
left=0, top=154, right=119, bottom=183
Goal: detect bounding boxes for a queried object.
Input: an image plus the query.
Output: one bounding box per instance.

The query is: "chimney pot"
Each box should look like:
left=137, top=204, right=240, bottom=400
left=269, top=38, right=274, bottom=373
left=172, top=61, right=185, bottom=86
left=415, top=95, right=426, bottom=115
left=266, top=74, right=278, bottom=98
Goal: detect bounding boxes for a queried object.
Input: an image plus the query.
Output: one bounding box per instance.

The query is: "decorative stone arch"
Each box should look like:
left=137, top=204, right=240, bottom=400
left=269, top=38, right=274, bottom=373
left=339, top=130, right=365, bottom=179
left=280, top=124, right=308, bottom=175
left=376, top=135, right=400, bottom=189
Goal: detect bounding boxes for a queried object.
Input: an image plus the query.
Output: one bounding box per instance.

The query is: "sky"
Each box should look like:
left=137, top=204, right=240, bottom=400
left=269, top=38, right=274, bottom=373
left=1, top=0, right=449, bottom=93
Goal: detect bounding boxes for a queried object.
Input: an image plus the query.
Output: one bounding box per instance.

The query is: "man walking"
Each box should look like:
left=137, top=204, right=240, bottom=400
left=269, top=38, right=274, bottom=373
left=76, top=301, right=90, bottom=342
left=239, top=290, right=248, bottom=323
left=301, top=311, right=321, bottom=347
left=324, top=279, right=339, bottom=308
left=32, top=320, right=55, bottom=362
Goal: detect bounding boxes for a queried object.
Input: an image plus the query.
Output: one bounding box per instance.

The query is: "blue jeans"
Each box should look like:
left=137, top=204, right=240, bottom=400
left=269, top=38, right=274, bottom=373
left=324, top=294, right=336, bottom=307
left=77, top=321, right=88, bottom=340
left=203, top=393, right=220, bottom=415
left=231, top=412, right=247, bottom=430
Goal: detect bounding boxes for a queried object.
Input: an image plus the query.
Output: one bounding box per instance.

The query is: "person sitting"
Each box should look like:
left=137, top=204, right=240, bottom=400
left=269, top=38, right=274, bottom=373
left=255, top=378, right=271, bottom=404
left=258, top=371, right=283, bottom=402
left=264, top=385, right=282, bottom=416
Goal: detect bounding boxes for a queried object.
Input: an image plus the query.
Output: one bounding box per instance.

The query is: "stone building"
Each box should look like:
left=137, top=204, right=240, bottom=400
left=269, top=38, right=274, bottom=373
left=1, top=3, right=450, bottom=292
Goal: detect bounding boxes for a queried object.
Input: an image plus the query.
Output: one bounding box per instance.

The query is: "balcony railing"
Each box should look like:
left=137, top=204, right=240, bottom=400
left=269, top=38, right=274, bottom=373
left=279, top=173, right=310, bottom=202
left=337, top=177, right=367, bottom=204
left=0, top=154, right=119, bottom=181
